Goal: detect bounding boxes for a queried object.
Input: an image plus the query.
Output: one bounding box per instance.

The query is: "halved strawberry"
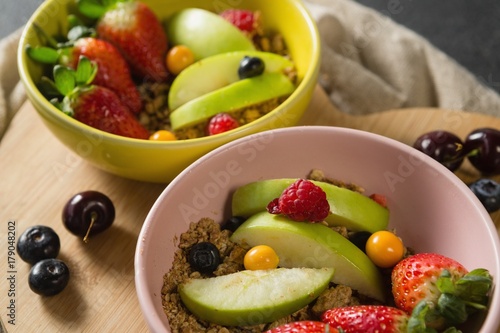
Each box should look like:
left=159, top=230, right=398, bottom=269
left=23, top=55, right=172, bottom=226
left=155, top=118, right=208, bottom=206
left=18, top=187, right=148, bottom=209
left=48, top=57, right=149, bottom=139
left=391, top=253, right=493, bottom=330
left=78, top=0, right=169, bottom=82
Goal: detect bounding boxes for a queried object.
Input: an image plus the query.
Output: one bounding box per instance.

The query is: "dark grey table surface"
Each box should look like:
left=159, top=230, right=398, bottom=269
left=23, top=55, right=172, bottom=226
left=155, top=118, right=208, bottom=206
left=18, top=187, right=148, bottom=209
left=2, top=0, right=500, bottom=93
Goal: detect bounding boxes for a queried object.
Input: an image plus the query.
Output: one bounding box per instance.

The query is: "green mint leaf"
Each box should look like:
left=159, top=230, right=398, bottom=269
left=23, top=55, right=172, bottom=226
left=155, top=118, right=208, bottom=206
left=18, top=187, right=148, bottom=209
left=53, top=65, right=76, bottom=96
left=26, top=45, right=60, bottom=64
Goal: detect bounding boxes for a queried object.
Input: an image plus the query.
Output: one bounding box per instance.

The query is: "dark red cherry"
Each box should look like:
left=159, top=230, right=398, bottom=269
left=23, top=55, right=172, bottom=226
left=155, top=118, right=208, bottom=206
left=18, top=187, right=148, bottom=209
left=62, top=191, right=115, bottom=242
left=413, top=130, right=465, bottom=171
left=464, top=128, right=500, bottom=175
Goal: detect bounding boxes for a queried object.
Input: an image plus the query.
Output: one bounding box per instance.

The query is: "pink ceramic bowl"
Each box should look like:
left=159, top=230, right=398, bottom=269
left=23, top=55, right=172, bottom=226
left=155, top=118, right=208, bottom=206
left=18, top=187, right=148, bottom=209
left=135, top=126, right=500, bottom=332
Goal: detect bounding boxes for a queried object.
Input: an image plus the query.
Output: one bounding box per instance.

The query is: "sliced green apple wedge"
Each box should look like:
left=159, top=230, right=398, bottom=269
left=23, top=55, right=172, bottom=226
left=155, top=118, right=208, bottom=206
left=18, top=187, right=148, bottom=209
left=168, top=51, right=295, bottom=110
left=170, top=72, right=294, bottom=130
left=230, top=212, right=386, bottom=302
left=167, top=8, right=255, bottom=61
left=232, top=178, right=389, bottom=233
left=179, top=267, right=334, bottom=326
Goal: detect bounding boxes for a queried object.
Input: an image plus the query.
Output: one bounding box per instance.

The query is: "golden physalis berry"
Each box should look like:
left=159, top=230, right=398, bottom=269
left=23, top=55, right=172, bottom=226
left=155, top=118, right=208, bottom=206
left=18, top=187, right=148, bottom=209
left=149, top=130, right=177, bottom=141
left=243, top=245, right=279, bottom=270
left=166, top=45, right=195, bottom=75
left=366, top=230, right=404, bottom=268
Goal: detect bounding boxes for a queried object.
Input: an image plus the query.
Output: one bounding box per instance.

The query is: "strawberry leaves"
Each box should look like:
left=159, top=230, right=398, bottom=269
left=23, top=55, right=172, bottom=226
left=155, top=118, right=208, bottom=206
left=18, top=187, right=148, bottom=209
left=76, top=0, right=121, bottom=19
left=47, top=56, right=98, bottom=115
left=425, top=268, right=493, bottom=326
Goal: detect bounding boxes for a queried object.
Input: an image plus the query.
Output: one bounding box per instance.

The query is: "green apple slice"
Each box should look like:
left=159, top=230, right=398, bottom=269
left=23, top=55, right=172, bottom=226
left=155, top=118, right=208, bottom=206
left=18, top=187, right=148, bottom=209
left=232, top=178, right=389, bottom=233
left=230, top=212, right=386, bottom=302
left=170, top=72, right=294, bottom=130
left=168, top=51, right=295, bottom=110
left=179, top=267, right=334, bottom=326
left=166, top=8, right=255, bottom=61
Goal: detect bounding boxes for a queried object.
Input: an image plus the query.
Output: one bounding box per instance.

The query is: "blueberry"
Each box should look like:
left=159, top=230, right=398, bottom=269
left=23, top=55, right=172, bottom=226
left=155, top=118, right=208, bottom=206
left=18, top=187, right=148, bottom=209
left=188, top=242, right=221, bottom=274
left=28, top=258, right=70, bottom=296
left=469, top=178, right=500, bottom=213
left=221, top=216, right=246, bottom=232
left=17, top=225, right=60, bottom=265
left=238, top=56, right=265, bottom=79
left=349, top=231, right=372, bottom=253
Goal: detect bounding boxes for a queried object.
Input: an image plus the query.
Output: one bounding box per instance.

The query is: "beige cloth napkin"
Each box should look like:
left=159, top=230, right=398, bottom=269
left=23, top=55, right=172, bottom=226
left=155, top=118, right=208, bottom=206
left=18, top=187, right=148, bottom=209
left=1, top=0, right=499, bottom=139
left=305, top=0, right=500, bottom=116
left=0, top=27, right=26, bottom=139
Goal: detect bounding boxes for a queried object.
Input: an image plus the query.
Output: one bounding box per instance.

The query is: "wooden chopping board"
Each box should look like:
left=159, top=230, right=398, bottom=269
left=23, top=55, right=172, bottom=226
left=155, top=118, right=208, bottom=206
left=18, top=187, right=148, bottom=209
left=0, top=85, right=499, bottom=332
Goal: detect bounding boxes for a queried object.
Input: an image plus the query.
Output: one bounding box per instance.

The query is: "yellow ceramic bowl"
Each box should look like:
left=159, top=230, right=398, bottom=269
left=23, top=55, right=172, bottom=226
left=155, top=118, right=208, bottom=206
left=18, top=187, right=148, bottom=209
left=18, top=0, right=320, bottom=183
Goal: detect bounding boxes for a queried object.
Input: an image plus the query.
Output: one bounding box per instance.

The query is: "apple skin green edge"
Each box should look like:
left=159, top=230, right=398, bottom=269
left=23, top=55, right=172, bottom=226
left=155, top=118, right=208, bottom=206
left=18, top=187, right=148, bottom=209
left=232, top=178, right=390, bottom=233
left=166, top=8, right=256, bottom=61
left=169, top=72, right=295, bottom=130
left=178, top=267, right=334, bottom=326
left=230, top=212, right=386, bottom=302
left=168, top=50, right=295, bottom=110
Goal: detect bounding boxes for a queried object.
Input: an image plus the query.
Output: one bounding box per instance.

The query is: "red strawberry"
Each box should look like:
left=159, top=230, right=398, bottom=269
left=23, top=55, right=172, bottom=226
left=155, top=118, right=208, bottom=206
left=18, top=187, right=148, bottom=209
left=322, top=305, right=410, bottom=333
left=25, top=27, right=143, bottom=114
left=267, top=179, right=330, bottom=222
left=50, top=57, right=149, bottom=139
left=391, top=253, right=493, bottom=329
left=264, top=321, right=338, bottom=333
left=93, top=0, right=169, bottom=82
left=206, top=112, right=239, bottom=136
left=66, top=37, right=143, bottom=114
left=220, top=9, right=260, bottom=36
left=71, top=85, right=149, bottom=139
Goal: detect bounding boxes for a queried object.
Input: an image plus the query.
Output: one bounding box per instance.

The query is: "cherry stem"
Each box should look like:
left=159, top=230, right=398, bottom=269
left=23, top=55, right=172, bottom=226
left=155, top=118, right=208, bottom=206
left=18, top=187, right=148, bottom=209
left=83, top=211, right=98, bottom=243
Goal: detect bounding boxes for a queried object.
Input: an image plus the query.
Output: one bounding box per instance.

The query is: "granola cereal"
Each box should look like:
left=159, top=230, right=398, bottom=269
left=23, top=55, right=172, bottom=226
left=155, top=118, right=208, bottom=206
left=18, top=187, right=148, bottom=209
left=161, top=218, right=371, bottom=333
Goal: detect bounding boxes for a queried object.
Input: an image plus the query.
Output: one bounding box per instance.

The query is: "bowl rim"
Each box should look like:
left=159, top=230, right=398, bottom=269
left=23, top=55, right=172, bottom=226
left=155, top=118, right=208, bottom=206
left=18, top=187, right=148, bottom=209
left=17, top=0, right=321, bottom=147
left=135, top=125, right=500, bottom=333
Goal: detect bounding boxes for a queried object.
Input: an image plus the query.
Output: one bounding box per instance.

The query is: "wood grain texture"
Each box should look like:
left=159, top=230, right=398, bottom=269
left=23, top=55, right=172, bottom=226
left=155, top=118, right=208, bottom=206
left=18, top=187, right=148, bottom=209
left=0, top=85, right=498, bottom=332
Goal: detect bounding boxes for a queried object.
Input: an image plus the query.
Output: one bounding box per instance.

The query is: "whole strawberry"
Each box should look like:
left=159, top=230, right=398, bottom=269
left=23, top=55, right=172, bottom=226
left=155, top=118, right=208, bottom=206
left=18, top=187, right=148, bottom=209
left=71, top=85, right=150, bottom=139
left=26, top=25, right=143, bottom=114
left=267, top=179, right=330, bottom=222
left=78, top=0, right=169, bottom=82
left=391, top=253, right=493, bottom=330
left=64, top=37, right=143, bottom=114
left=49, top=57, right=149, bottom=139
left=265, top=321, right=339, bottom=333
left=322, top=305, right=410, bottom=333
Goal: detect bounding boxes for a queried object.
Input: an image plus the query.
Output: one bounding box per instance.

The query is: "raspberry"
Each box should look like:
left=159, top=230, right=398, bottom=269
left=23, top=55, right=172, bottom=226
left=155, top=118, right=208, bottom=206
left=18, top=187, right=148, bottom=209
left=206, top=113, right=239, bottom=136
left=220, top=9, right=257, bottom=34
left=267, top=179, right=330, bottom=222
